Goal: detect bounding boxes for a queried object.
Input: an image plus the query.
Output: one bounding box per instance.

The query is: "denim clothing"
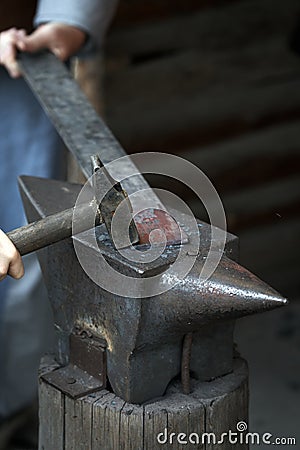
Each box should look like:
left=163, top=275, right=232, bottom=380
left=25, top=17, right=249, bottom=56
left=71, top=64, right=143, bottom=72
left=0, top=68, right=62, bottom=416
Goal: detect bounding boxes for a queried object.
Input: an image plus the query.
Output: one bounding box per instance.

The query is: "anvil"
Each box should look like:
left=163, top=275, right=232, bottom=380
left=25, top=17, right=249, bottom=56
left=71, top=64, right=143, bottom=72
left=19, top=175, right=286, bottom=403
left=14, top=52, right=287, bottom=404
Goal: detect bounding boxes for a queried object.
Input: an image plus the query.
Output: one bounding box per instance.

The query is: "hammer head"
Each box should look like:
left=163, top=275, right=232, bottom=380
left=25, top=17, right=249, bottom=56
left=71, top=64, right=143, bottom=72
left=91, top=155, right=139, bottom=249
left=90, top=155, right=188, bottom=249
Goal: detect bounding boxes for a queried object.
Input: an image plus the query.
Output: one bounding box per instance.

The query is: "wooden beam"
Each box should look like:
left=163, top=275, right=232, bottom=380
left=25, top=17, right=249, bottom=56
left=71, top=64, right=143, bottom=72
left=111, top=0, right=237, bottom=27
left=106, top=0, right=299, bottom=56
left=104, top=36, right=300, bottom=150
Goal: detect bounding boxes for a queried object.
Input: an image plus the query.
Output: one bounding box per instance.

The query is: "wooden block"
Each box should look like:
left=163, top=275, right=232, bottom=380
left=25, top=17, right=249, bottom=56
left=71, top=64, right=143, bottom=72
left=38, top=380, right=64, bottom=450
left=191, top=358, right=249, bottom=449
left=64, top=393, right=106, bottom=450
left=92, top=393, right=126, bottom=449
left=119, top=403, right=144, bottom=450
left=206, top=381, right=249, bottom=449
left=39, top=358, right=249, bottom=449
left=144, top=394, right=206, bottom=449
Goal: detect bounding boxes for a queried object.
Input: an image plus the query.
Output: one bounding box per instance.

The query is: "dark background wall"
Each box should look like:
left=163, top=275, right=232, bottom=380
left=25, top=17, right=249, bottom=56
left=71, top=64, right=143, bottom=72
left=103, top=0, right=300, bottom=445
left=104, top=0, right=300, bottom=299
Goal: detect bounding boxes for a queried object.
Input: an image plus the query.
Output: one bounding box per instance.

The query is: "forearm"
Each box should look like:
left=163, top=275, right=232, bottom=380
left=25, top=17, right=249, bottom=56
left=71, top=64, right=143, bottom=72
left=35, top=0, right=119, bottom=52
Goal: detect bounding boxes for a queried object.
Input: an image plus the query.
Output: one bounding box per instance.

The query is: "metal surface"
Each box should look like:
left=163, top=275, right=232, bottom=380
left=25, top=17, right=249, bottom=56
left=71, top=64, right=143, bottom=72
left=42, top=364, right=104, bottom=399
left=42, top=329, right=106, bottom=399
left=70, top=331, right=106, bottom=384
left=91, top=154, right=139, bottom=248
left=19, top=51, right=186, bottom=247
left=20, top=176, right=287, bottom=404
left=19, top=52, right=126, bottom=180
left=8, top=152, right=139, bottom=254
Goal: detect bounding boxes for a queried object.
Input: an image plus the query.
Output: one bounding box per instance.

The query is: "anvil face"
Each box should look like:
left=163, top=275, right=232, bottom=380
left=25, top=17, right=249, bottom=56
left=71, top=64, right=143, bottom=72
left=19, top=176, right=286, bottom=403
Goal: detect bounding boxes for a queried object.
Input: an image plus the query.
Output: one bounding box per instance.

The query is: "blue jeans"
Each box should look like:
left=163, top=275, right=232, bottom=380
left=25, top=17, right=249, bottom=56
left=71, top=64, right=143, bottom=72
left=0, top=67, right=63, bottom=417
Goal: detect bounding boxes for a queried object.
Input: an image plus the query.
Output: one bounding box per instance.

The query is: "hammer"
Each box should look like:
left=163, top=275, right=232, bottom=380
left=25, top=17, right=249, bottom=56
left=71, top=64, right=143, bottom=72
left=7, top=52, right=186, bottom=256
left=7, top=155, right=139, bottom=255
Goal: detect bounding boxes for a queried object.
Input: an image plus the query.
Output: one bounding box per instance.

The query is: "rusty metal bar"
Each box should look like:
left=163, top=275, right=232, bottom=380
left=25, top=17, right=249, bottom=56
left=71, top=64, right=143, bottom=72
left=181, top=332, right=193, bottom=394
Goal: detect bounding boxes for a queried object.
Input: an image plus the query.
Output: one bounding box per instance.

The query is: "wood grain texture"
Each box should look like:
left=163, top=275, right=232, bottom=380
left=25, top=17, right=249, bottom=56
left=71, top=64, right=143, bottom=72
left=119, top=402, right=144, bottom=450
left=111, top=0, right=237, bottom=27
left=39, top=380, right=65, bottom=450
left=107, top=0, right=298, bottom=56
left=104, top=0, right=300, bottom=151
left=64, top=393, right=104, bottom=450
left=39, top=358, right=248, bottom=450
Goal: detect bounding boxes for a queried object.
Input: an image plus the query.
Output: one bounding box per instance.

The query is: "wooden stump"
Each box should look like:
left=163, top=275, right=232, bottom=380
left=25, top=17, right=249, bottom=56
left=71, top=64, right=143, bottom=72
left=39, top=358, right=248, bottom=450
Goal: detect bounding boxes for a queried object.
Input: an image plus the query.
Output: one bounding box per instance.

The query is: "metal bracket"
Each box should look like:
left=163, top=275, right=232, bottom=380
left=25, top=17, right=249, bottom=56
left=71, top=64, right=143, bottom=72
left=42, top=330, right=107, bottom=399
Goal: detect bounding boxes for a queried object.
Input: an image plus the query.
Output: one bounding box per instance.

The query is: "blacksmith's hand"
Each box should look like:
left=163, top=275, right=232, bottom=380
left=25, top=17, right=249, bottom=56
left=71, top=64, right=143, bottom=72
left=0, top=23, right=86, bottom=78
left=0, top=229, right=24, bottom=281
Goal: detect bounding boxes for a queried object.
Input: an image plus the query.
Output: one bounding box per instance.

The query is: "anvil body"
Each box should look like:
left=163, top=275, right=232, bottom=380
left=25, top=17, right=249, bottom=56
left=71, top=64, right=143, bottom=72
left=20, top=176, right=286, bottom=404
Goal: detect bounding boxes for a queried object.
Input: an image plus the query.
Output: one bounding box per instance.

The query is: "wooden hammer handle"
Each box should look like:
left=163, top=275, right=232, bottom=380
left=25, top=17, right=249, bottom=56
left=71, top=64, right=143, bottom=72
left=7, top=203, right=101, bottom=256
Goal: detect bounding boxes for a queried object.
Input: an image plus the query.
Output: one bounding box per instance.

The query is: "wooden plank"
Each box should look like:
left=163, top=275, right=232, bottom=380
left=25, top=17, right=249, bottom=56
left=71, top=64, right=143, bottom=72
left=140, top=121, right=300, bottom=191
left=165, top=397, right=206, bottom=449
left=64, top=392, right=105, bottom=450
left=92, top=393, right=125, bottom=450
left=119, top=403, right=144, bottom=450
left=106, top=39, right=300, bottom=104
left=104, top=41, right=300, bottom=150
left=206, top=380, right=248, bottom=449
left=189, top=120, right=300, bottom=183
left=143, top=403, right=168, bottom=450
left=222, top=175, right=300, bottom=230
left=192, top=358, right=249, bottom=449
left=111, top=0, right=233, bottom=27
left=187, top=174, right=300, bottom=230
left=107, top=0, right=299, bottom=56
left=39, top=380, right=65, bottom=450
left=106, top=78, right=300, bottom=151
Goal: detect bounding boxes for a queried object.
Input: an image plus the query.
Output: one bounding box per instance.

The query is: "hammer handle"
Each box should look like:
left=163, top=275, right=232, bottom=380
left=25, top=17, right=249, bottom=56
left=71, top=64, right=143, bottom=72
left=7, top=203, right=101, bottom=256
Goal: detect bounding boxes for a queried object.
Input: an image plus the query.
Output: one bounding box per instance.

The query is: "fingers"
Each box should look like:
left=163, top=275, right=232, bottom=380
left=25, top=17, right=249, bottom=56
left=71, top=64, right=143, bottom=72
left=21, top=25, right=65, bottom=59
left=8, top=251, right=24, bottom=280
left=18, top=25, right=50, bottom=54
left=0, top=230, right=24, bottom=281
left=0, top=24, right=86, bottom=77
left=19, top=23, right=86, bottom=61
left=0, top=28, right=26, bottom=78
